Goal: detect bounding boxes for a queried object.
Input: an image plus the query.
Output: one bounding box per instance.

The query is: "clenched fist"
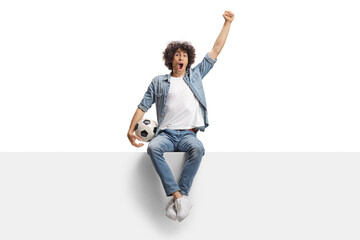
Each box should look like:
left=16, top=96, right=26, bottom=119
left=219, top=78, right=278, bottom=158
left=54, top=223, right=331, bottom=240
left=223, top=10, right=234, bottom=23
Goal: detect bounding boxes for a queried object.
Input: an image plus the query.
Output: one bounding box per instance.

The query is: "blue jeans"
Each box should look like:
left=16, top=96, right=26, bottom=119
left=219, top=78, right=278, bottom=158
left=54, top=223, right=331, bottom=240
left=147, top=129, right=205, bottom=197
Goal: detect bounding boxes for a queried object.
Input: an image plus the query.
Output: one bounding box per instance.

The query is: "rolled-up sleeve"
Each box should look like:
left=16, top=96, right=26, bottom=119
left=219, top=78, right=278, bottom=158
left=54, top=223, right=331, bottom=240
left=194, top=52, right=217, bottom=79
left=138, top=80, right=155, bottom=112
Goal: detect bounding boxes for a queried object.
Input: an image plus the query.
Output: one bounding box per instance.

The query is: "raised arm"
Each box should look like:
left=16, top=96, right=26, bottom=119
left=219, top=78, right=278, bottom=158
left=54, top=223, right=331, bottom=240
left=209, top=11, right=235, bottom=60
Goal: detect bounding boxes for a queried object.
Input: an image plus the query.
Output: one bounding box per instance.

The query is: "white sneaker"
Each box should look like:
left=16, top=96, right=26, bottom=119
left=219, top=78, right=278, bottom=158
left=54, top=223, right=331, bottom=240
left=174, top=196, right=193, bottom=222
left=165, top=198, right=177, bottom=221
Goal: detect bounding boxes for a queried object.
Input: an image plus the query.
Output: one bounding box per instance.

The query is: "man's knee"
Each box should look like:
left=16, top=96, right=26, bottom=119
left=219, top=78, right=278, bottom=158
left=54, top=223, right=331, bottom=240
left=147, top=140, right=164, bottom=156
left=189, top=143, right=205, bottom=157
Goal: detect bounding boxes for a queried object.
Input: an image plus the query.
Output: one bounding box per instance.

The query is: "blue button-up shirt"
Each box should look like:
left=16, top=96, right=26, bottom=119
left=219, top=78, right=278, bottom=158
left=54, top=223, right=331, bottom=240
left=138, top=53, right=217, bottom=136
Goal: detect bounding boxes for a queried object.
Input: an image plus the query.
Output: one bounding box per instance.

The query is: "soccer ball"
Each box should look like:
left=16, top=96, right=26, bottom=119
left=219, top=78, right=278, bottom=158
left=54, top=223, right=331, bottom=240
left=134, top=118, right=158, bottom=142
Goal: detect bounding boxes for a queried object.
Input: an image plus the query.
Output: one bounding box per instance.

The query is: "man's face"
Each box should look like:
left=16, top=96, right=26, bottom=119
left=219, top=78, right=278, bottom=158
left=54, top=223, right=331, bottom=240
left=172, top=48, right=188, bottom=75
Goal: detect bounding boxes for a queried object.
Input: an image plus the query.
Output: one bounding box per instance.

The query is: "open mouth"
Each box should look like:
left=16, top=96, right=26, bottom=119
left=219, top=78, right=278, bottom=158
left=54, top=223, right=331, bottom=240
left=178, top=63, right=184, bottom=70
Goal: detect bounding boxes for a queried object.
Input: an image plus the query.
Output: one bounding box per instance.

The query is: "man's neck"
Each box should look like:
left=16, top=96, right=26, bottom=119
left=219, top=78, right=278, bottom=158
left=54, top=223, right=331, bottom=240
left=171, top=70, right=186, bottom=78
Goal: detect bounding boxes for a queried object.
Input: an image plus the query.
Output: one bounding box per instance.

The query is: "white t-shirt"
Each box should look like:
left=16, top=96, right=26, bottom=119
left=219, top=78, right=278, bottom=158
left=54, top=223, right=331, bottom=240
left=159, top=76, right=204, bottom=130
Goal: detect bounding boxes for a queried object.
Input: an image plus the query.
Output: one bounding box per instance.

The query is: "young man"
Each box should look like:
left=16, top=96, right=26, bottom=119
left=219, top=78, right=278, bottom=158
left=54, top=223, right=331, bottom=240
left=127, top=11, right=234, bottom=222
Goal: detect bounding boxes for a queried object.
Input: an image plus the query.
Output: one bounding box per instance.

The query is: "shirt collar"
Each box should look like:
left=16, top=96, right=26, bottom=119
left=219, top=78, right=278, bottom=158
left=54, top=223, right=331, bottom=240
left=166, top=69, right=190, bottom=81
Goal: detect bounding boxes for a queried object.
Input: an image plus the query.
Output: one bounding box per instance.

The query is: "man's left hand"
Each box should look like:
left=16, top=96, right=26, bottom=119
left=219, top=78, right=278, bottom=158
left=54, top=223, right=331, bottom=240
left=223, top=11, right=234, bottom=23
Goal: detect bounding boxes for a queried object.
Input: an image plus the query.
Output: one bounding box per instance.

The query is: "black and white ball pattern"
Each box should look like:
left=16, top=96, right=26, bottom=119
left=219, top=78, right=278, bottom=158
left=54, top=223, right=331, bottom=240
left=134, top=118, right=158, bottom=142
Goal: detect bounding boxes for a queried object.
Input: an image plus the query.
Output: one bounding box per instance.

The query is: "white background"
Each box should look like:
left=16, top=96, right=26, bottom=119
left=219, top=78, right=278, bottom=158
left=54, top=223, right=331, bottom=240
left=1, top=1, right=360, bottom=238
left=1, top=0, right=360, bottom=152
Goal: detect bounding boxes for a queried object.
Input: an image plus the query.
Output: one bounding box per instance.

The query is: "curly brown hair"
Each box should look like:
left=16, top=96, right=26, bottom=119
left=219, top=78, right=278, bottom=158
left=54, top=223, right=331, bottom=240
left=163, top=41, right=196, bottom=71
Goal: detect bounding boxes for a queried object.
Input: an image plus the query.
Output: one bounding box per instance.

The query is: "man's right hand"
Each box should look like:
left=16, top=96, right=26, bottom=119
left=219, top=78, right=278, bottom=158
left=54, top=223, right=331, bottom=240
left=127, top=131, right=144, bottom=148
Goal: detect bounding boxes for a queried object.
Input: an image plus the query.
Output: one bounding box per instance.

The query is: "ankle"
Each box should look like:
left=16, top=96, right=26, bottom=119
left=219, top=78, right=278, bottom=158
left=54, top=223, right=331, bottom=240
left=172, top=191, right=183, bottom=200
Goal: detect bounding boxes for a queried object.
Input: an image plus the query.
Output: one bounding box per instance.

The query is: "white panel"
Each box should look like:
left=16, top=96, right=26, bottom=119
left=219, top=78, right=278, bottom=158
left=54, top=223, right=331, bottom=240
left=0, top=152, right=359, bottom=239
